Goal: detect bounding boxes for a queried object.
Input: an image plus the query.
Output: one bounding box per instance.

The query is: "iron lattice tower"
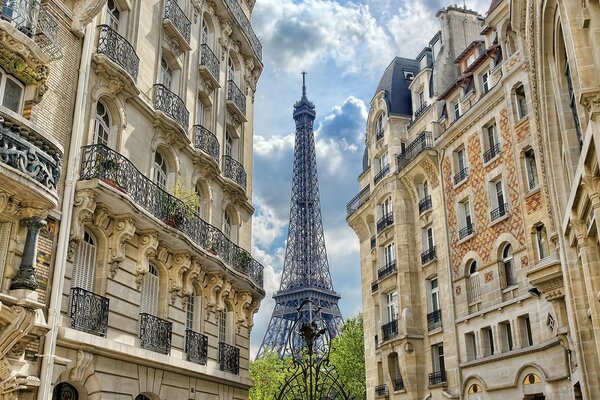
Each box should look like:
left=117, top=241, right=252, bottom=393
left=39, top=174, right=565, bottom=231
left=257, top=74, right=343, bottom=358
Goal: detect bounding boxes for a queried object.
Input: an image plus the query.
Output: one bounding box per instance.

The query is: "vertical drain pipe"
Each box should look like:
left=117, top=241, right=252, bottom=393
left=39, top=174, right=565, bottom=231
left=38, top=19, right=96, bottom=399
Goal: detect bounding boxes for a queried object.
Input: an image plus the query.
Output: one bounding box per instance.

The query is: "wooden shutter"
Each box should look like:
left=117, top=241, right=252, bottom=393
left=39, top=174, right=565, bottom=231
left=140, top=267, right=159, bottom=316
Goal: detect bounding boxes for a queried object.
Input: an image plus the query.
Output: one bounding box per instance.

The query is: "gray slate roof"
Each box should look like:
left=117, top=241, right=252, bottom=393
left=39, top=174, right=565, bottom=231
left=374, top=57, right=420, bottom=116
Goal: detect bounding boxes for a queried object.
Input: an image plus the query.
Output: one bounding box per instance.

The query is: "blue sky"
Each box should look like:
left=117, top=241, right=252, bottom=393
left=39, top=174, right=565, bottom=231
left=249, top=0, right=490, bottom=357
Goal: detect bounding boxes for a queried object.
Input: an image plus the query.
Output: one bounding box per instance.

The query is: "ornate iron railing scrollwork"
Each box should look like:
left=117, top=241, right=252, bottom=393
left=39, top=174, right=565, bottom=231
left=193, top=124, right=219, bottom=162
left=97, top=24, right=139, bottom=81
left=222, top=0, right=262, bottom=60
left=396, top=131, right=433, bottom=172
left=219, top=342, right=240, bottom=374
left=185, top=329, right=208, bottom=365
left=428, top=370, right=446, bottom=385
left=153, top=84, right=189, bottom=132
left=419, top=195, right=432, bottom=214
left=377, top=260, right=396, bottom=280
left=164, top=0, right=191, bottom=44
left=222, top=155, right=247, bottom=190
left=139, top=313, right=172, bottom=355
left=347, top=185, right=370, bottom=216
left=427, top=309, right=442, bottom=331
left=227, top=80, right=246, bottom=116
left=69, top=287, right=109, bottom=337
left=79, top=144, right=264, bottom=288
left=200, top=43, right=220, bottom=81
left=382, top=319, right=398, bottom=341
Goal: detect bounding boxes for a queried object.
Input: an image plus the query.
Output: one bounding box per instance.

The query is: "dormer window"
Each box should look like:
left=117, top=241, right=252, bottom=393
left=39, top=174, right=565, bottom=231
left=404, top=71, right=414, bottom=81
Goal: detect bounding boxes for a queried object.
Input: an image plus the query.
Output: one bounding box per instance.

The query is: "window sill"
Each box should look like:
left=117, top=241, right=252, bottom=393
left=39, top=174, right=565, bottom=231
left=421, top=257, right=437, bottom=268
left=482, top=151, right=502, bottom=166
left=453, top=176, right=469, bottom=190
left=490, top=211, right=510, bottom=226
left=428, top=326, right=443, bottom=336
left=501, top=284, right=518, bottom=294
left=457, top=231, right=475, bottom=244
left=514, top=114, right=530, bottom=128
left=526, top=186, right=540, bottom=196
left=393, top=388, right=407, bottom=394
left=428, top=381, right=447, bottom=390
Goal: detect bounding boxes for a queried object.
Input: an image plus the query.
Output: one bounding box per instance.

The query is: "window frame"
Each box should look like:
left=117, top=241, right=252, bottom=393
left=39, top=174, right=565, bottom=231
left=0, top=69, right=24, bottom=113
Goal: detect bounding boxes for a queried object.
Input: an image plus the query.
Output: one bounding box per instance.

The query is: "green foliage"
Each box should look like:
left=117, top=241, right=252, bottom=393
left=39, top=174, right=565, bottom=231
left=330, top=313, right=366, bottom=400
left=173, top=181, right=202, bottom=218
left=249, top=352, right=292, bottom=400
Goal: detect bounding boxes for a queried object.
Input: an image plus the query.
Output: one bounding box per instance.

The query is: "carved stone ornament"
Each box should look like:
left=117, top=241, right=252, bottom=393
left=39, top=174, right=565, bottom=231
left=246, top=298, right=261, bottom=329
left=108, top=216, right=136, bottom=278
left=203, top=272, right=223, bottom=312
left=581, top=91, right=600, bottom=116
left=234, top=291, right=252, bottom=326
left=182, top=257, right=204, bottom=298
left=0, top=306, right=35, bottom=360
left=68, top=350, right=94, bottom=384
left=169, top=252, right=191, bottom=304
left=216, top=278, right=233, bottom=311
left=72, top=0, right=108, bottom=37
left=68, top=190, right=97, bottom=262
left=135, top=231, right=159, bottom=289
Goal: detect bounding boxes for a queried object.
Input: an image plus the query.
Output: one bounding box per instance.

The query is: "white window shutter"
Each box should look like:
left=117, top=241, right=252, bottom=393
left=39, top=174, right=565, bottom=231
left=72, top=233, right=96, bottom=291
left=140, top=271, right=159, bottom=316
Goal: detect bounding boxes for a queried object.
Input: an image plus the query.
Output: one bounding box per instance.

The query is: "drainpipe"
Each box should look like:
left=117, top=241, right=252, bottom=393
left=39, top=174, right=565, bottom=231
left=38, top=20, right=96, bottom=399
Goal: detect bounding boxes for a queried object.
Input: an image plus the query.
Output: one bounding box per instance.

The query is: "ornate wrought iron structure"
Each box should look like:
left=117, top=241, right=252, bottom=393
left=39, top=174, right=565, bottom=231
left=222, top=154, right=247, bottom=190
left=227, top=79, right=246, bottom=116
left=222, top=0, right=262, bottom=60
left=153, top=84, right=190, bottom=132
left=200, top=43, right=220, bottom=82
left=219, top=342, right=240, bottom=375
left=258, top=75, right=343, bottom=358
left=163, top=0, right=191, bottom=44
left=185, top=329, right=208, bottom=365
left=70, top=287, right=110, bottom=337
left=276, top=300, right=351, bottom=400
left=193, top=124, right=220, bottom=162
left=139, top=313, right=173, bottom=355
left=97, top=24, right=139, bottom=81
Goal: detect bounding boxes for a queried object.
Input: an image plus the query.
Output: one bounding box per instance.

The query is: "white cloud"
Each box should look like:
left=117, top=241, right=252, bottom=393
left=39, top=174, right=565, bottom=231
left=252, top=201, right=288, bottom=249
left=254, top=133, right=295, bottom=157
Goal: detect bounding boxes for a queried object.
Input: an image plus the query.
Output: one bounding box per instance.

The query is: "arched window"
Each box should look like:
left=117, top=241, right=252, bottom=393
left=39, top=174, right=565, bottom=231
left=201, top=17, right=209, bottom=45
left=93, top=101, right=111, bottom=146
left=72, top=230, right=96, bottom=291
left=536, top=224, right=549, bottom=260
left=140, top=264, right=159, bottom=316
left=0, top=69, right=24, bottom=113
left=160, top=57, right=173, bottom=89
left=227, top=57, right=235, bottom=83
left=106, top=0, right=120, bottom=31
left=186, top=288, right=195, bottom=331
left=501, top=244, right=515, bottom=287
left=53, top=382, right=79, bottom=400
left=467, top=261, right=480, bottom=303
left=223, top=211, right=232, bottom=239
left=153, top=152, right=167, bottom=189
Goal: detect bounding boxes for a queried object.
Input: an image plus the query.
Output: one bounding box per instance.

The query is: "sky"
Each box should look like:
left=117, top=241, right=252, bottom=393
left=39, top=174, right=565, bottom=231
left=249, top=0, right=491, bottom=357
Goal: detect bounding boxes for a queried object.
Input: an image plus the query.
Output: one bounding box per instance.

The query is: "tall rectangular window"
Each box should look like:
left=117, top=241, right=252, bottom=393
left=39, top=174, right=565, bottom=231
left=487, top=123, right=499, bottom=149
left=481, top=326, right=494, bottom=356
left=516, top=85, right=527, bottom=119
left=465, top=332, right=477, bottom=361
left=518, top=315, right=533, bottom=347
left=482, top=71, right=491, bottom=93
left=453, top=101, right=460, bottom=120
left=384, top=242, right=395, bottom=266
left=500, top=321, right=513, bottom=352
left=525, top=149, right=538, bottom=190
left=382, top=197, right=392, bottom=217
left=432, top=343, right=445, bottom=373
left=422, top=226, right=434, bottom=251
left=536, top=225, right=549, bottom=260
left=429, top=278, right=439, bottom=312
left=218, top=309, right=226, bottom=343
left=386, top=290, right=398, bottom=323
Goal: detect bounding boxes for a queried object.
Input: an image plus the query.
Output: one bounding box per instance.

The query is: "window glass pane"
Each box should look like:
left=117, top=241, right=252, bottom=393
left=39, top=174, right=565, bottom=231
left=2, top=77, right=22, bottom=113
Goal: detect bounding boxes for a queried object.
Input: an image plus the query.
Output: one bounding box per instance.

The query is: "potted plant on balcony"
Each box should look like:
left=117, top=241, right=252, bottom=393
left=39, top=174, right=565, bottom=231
left=164, top=182, right=201, bottom=229
left=98, top=158, right=121, bottom=190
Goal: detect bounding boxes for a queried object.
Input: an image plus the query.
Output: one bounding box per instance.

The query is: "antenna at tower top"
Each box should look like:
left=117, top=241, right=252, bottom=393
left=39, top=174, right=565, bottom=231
left=301, top=71, right=307, bottom=98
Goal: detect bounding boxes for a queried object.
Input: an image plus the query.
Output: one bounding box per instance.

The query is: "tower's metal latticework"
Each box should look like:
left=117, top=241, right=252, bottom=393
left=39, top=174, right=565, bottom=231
left=257, top=74, right=343, bottom=358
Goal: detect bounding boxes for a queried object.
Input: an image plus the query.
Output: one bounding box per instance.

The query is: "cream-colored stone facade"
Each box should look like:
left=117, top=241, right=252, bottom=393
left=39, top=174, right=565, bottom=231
left=348, top=1, right=597, bottom=399
left=0, top=0, right=264, bottom=399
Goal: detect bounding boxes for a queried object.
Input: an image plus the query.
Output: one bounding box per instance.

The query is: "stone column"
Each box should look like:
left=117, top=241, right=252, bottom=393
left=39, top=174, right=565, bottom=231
left=10, top=216, right=46, bottom=292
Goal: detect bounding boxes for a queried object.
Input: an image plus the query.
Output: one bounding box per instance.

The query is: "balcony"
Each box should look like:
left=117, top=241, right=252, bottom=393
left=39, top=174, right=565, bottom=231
left=193, top=125, right=220, bottom=163
left=226, top=80, right=247, bottom=122
left=376, top=128, right=384, bottom=141
left=222, top=0, right=262, bottom=61
left=427, top=309, right=442, bottom=331
left=382, top=319, right=398, bottom=341
left=414, top=102, right=429, bottom=120
left=163, top=0, right=191, bottom=50
left=490, top=203, right=509, bottom=221
left=419, top=195, right=432, bottom=214
left=459, top=223, right=474, bottom=240
left=428, top=370, right=446, bottom=386
left=153, top=84, right=189, bottom=133
left=222, top=155, right=247, bottom=191
left=370, top=235, right=376, bottom=249
left=453, top=167, right=469, bottom=185
left=96, top=24, right=139, bottom=85
left=139, top=313, right=173, bottom=355
left=185, top=329, right=208, bottom=365
left=219, top=342, right=240, bottom=375
left=483, top=143, right=501, bottom=163
left=0, top=108, right=62, bottom=206
left=371, top=281, right=379, bottom=293
left=347, top=185, right=370, bottom=216
left=373, top=164, right=390, bottom=185
left=69, top=287, right=109, bottom=337
left=375, top=384, right=388, bottom=397
left=199, top=43, right=220, bottom=86
left=377, top=213, right=394, bottom=233
left=393, top=378, right=405, bottom=391
left=378, top=261, right=397, bottom=280
left=421, top=246, right=437, bottom=265
left=79, top=144, right=264, bottom=288
left=397, top=131, right=433, bottom=172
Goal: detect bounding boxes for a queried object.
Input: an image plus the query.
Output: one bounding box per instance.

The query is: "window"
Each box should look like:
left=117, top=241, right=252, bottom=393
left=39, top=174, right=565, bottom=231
left=429, top=278, right=440, bottom=312
left=140, top=264, right=159, bottom=316
left=453, top=147, right=468, bottom=184
left=467, top=261, right=480, bottom=303
left=201, top=17, right=209, bottom=45
left=227, top=57, right=235, bottom=83
left=225, top=132, right=233, bottom=157
left=518, top=314, right=533, bottom=347
left=481, top=326, right=494, bottom=356
left=422, top=226, right=434, bottom=252
left=564, top=51, right=582, bottom=149
left=218, top=308, right=227, bottom=343
left=153, top=152, right=167, bottom=189
left=197, top=100, right=205, bottom=126
left=386, top=290, right=398, bottom=323
left=525, top=149, right=538, bottom=190
left=375, top=113, right=385, bottom=139
left=403, top=70, right=414, bottom=80
left=486, top=123, right=499, bottom=150
left=516, top=84, right=527, bottom=119
left=418, top=91, right=425, bottom=107
left=378, top=153, right=389, bottom=172
left=493, top=179, right=505, bottom=208
left=453, top=101, right=460, bottom=120
left=465, top=332, right=477, bottom=361
left=490, top=178, right=507, bottom=220
left=458, top=198, right=473, bottom=239
left=421, top=181, right=429, bottom=199
left=502, top=244, right=516, bottom=287
left=186, top=289, right=195, bottom=331
left=72, top=230, right=96, bottom=291
left=482, top=70, right=491, bottom=93
left=106, top=0, right=120, bottom=31
left=500, top=321, right=513, bottom=352
left=160, top=57, right=173, bottom=89
left=381, top=197, right=392, bottom=218
left=0, top=70, right=24, bottom=113
left=535, top=224, right=549, bottom=260
left=383, top=242, right=395, bottom=267
left=93, top=101, right=111, bottom=146
left=194, top=183, right=204, bottom=216
left=223, top=211, right=232, bottom=239
left=431, top=343, right=445, bottom=373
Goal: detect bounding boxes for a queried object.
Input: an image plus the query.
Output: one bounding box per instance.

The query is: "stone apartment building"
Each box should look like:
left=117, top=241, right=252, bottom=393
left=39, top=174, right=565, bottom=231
left=0, top=0, right=264, bottom=399
left=348, top=1, right=599, bottom=399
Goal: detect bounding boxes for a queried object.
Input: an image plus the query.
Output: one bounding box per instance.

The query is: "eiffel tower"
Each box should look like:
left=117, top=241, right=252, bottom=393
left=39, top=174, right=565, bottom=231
left=257, top=73, right=343, bottom=358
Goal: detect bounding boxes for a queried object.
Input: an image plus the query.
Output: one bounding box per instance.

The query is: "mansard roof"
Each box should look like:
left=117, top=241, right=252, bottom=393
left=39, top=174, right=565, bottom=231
left=374, top=57, right=419, bottom=117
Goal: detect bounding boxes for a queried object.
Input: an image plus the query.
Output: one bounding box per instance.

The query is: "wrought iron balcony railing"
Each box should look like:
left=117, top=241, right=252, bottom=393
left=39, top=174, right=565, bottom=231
left=483, top=143, right=501, bottom=163
left=414, top=102, right=429, bottom=120
left=490, top=203, right=509, bottom=221
left=185, top=329, right=208, bottom=365
left=427, top=309, right=442, bottom=331
left=453, top=167, right=469, bottom=185
left=419, top=195, right=432, bottom=214
left=376, top=213, right=394, bottom=233
left=222, top=155, right=247, bottom=190
left=0, top=0, right=62, bottom=59
left=69, top=287, right=109, bottom=337
left=193, top=124, right=219, bottom=162
left=459, top=223, right=474, bottom=240
left=382, top=319, right=398, bottom=341
left=397, top=131, right=433, bottom=172
left=370, top=235, right=376, bottom=249
left=376, top=129, right=384, bottom=141
left=373, top=164, right=390, bottom=185
left=219, top=342, right=240, bottom=375
left=153, top=84, right=189, bottom=132
left=139, top=313, right=172, bottom=355
left=227, top=80, right=246, bottom=116
left=347, top=185, right=370, bottom=216
left=200, top=43, right=219, bottom=82
left=371, top=281, right=379, bottom=293
left=164, top=0, right=191, bottom=44
left=428, top=370, right=446, bottom=386
left=222, top=0, right=262, bottom=60
left=375, top=384, right=388, bottom=397
left=79, top=144, right=264, bottom=288
left=393, top=378, right=405, bottom=391
left=97, top=24, right=139, bottom=81
left=0, top=110, right=62, bottom=194
left=378, top=260, right=397, bottom=280
left=421, top=246, right=437, bottom=265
